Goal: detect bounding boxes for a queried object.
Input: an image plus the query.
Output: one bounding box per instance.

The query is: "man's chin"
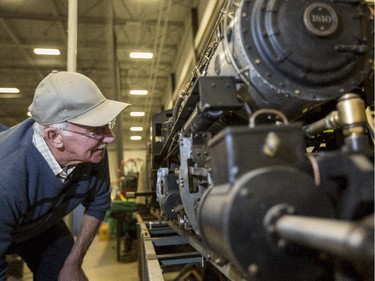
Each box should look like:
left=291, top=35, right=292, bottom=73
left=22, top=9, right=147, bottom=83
left=90, top=150, right=105, bottom=163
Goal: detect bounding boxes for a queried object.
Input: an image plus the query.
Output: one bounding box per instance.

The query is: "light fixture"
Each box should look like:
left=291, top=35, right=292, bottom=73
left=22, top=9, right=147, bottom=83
left=0, top=88, right=20, bottom=98
left=130, top=136, right=142, bottom=141
left=0, top=88, right=20, bottom=93
left=129, top=52, right=153, bottom=59
left=130, top=127, right=143, bottom=131
left=130, top=112, right=145, bottom=117
left=33, top=48, right=61, bottom=55
left=130, top=90, right=148, bottom=95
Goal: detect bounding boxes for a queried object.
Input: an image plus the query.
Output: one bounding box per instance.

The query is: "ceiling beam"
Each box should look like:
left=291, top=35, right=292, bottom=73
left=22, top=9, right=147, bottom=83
left=0, top=12, right=184, bottom=27
left=0, top=42, right=179, bottom=52
left=0, top=67, right=171, bottom=81
left=0, top=19, right=44, bottom=80
left=47, top=1, right=67, bottom=43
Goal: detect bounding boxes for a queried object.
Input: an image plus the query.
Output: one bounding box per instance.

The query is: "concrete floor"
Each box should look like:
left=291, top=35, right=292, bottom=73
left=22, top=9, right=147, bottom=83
left=18, top=235, right=139, bottom=281
left=83, top=236, right=139, bottom=281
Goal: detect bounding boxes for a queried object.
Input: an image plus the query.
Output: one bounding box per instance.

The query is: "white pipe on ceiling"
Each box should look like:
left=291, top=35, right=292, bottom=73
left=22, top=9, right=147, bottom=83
left=67, top=0, right=78, bottom=72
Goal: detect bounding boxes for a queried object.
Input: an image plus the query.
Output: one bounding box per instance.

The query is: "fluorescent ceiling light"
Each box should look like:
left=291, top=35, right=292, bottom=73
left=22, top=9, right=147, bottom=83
left=130, top=112, right=145, bottom=117
left=129, top=52, right=153, bottom=59
left=0, top=88, right=20, bottom=93
left=33, top=48, right=61, bottom=55
left=130, top=90, right=148, bottom=95
left=130, top=136, right=142, bottom=141
left=130, top=127, right=143, bottom=131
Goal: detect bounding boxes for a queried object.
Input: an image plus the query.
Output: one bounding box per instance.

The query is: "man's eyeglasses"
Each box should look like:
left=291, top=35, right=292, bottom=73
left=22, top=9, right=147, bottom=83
left=61, top=118, right=116, bottom=140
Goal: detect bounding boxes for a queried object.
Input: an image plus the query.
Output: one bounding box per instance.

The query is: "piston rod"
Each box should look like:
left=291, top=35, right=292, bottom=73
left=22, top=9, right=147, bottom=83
left=274, top=214, right=374, bottom=274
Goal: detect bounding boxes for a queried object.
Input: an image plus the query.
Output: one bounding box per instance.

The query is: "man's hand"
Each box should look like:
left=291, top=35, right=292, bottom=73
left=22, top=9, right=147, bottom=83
left=58, top=263, right=88, bottom=281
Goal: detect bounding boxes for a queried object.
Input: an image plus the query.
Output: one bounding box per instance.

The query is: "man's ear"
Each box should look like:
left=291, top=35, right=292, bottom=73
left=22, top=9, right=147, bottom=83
left=44, top=128, right=64, bottom=148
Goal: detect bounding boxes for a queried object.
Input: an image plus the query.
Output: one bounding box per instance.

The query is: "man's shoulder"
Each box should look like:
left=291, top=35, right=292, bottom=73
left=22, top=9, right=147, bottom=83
left=0, top=119, right=35, bottom=160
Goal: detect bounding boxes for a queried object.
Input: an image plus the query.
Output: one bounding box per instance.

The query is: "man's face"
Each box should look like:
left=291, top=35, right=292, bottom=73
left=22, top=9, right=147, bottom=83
left=59, top=122, right=116, bottom=164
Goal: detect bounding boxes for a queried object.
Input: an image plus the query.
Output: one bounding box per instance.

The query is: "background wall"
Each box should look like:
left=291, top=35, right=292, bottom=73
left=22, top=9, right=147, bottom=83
left=108, top=149, right=146, bottom=189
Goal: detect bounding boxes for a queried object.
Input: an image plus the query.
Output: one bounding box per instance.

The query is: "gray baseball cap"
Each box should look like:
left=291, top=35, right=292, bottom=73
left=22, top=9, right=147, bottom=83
left=28, top=70, right=130, bottom=127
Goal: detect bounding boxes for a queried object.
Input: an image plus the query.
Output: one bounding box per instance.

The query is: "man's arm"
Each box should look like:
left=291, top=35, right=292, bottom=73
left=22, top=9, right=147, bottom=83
left=58, top=214, right=102, bottom=281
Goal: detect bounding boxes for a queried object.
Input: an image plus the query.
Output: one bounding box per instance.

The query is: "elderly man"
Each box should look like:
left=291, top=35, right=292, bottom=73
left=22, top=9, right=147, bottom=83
left=0, top=71, right=129, bottom=281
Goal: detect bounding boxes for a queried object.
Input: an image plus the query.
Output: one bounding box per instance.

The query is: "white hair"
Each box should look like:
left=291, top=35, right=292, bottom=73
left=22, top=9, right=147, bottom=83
left=33, top=121, right=68, bottom=137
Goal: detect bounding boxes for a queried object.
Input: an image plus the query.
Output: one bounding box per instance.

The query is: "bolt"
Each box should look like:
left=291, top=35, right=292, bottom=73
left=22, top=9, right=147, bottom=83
left=240, top=188, right=250, bottom=197
left=267, top=225, right=276, bottom=233
left=214, top=258, right=226, bottom=266
left=248, top=264, right=259, bottom=275
left=287, top=206, right=295, bottom=214
left=263, top=132, right=281, bottom=157
left=277, top=239, right=287, bottom=249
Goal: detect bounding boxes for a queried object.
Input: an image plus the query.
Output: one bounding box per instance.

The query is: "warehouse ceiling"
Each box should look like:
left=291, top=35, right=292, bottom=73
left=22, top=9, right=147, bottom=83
left=0, top=0, right=199, bottom=150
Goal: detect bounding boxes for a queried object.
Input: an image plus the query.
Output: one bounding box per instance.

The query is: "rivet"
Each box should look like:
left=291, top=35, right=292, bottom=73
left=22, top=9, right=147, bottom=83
left=248, top=264, right=259, bottom=275
left=277, top=239, right=287, bottom=248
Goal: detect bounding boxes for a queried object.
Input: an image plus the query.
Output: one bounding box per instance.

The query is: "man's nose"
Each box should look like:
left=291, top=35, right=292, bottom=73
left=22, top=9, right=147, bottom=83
left=102, top=127, right=116, bottom=143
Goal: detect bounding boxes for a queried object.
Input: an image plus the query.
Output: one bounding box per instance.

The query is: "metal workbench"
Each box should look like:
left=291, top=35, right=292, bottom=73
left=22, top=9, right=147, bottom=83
left=137, top=213, right=247, bottom=281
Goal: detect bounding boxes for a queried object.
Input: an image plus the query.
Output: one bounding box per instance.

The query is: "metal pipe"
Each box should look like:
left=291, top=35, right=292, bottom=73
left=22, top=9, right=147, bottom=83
left=303, top=93, right=367, bottom=138
left=337, top=93, right=367, bottom=132
left=182, top=106, right=223, bottom=135
left=303, top=110, right=340, bottom=137
left=275, top=215, right=374, bottom=265
left=67, top=0, right=77, bottom=72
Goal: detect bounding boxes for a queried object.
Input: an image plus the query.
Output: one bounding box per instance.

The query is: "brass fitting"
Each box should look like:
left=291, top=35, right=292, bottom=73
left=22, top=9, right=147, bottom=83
left=336, top=93, right=367, bottom=137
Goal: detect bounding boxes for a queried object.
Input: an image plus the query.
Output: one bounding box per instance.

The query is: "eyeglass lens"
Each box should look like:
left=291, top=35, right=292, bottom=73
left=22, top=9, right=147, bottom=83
left=91, top=118, right=116, bottom=137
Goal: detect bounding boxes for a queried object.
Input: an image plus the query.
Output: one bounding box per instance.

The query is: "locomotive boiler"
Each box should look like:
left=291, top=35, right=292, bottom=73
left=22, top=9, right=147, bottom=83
left=150, top=0, right=374, bottom=280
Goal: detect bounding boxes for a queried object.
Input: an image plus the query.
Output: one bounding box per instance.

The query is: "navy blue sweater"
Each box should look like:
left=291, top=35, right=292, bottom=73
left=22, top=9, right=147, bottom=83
left=0, top=119, right=111, bottom=275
